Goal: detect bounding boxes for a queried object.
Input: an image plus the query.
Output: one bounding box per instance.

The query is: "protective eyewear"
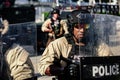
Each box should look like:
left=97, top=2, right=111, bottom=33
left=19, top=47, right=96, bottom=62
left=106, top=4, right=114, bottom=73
left=74, top=24, right=90, bottom=29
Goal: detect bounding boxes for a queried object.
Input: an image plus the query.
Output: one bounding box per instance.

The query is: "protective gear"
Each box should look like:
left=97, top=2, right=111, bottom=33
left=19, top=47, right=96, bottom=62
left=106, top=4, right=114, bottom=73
left=50, top=63, right=79, bottom=80
left=38, top=36, right=112, bottom=75
left=39, top=9, right=113, bottom=80
left=41, top=10, right=69, bottom=46
left=48, top=64, right=64, bottom=76
left=0, top=17, right=34, bottom=80
left=67, top=10, right=90, bottom=24
left=51, top=8, right=60, bottom=15
left=50, top=17, right=64, bottom=38
left=67, top=10, right=93, bottom=32
left=64, top=64, right=80, bottom=80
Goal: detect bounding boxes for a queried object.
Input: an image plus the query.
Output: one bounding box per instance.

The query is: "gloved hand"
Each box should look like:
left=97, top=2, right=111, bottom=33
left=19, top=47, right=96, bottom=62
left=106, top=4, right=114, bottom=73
left=45, top=64, right=64, bottom=76
left=64, top=64, right=79, bottom=78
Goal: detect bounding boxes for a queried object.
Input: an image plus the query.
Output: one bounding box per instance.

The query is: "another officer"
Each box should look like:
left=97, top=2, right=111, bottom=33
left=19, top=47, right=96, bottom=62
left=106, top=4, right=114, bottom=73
left=38, top=10, right=113, bottom=80
left=41, top=8, right=69, bottom=46
left=0, top=16, right=35, bottom=80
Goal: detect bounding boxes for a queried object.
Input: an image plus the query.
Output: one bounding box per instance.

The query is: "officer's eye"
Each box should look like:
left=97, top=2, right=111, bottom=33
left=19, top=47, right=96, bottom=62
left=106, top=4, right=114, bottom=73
left=74, top=24, right=90, bottom=29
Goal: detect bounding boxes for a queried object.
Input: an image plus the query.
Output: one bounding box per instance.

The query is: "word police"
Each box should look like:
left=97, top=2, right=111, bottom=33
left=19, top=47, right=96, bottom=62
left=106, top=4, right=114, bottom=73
left=92, top=64, right=119, bottom=77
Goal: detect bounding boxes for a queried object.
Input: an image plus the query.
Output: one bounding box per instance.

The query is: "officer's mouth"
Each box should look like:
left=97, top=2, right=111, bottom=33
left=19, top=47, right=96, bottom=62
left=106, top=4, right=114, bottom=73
left=77, top=33, right=84, bottom=38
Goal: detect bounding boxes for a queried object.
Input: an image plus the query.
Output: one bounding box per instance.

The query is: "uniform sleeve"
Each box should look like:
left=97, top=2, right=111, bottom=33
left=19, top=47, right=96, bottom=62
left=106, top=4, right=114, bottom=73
left=6, top=45, right=34, bottom=80
left=41, top=19, right=51, bottom=32
left=97, top=42, right=113, bottom=56
left=60, top=20, right=69, bottom=34
left=38, top=42, right=59, bottom=75
left=38, top=37, right=71, bottom=75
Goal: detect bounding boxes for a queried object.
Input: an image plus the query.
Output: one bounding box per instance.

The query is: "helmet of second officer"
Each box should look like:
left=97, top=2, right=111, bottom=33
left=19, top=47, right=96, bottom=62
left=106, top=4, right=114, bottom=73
left=51, top=8, right=60, bottom=15
left=67, top=10, right=95, bottom=43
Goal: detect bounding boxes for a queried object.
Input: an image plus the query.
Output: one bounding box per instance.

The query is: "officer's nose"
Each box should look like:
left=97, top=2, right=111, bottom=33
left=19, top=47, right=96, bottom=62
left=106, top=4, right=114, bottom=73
left=79, top=28, right=84, bottom=32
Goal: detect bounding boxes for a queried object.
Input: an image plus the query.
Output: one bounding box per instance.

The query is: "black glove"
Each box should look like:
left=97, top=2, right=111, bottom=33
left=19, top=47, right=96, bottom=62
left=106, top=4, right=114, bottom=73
left=64, top=64, right=80, bottom=80
left=49, top=64, right=64, bottom=76
left=67, top=64, right=78, bottom=76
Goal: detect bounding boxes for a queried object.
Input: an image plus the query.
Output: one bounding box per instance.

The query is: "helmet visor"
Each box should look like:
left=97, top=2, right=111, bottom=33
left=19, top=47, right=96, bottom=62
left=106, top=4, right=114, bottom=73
left=74, top=23, right=90, bottom=30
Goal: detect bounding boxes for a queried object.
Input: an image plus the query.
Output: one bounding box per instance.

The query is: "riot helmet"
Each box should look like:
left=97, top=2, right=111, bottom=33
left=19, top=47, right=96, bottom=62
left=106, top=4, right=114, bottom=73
left=67, top=10, right=94, bottom=33
left=66, top=10, right=98, bottom=57
left=66, top=9, right=95, bottom=45
left=51, top=8, right=60, bottom=15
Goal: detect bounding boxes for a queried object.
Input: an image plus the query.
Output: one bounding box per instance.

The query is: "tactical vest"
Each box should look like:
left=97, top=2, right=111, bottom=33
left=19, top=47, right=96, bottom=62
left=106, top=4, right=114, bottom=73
left=60, top=34, right=98, bottom=80
left=51, top=18, right=64, bottom=38
left=65, top=34, right=97, bottom=62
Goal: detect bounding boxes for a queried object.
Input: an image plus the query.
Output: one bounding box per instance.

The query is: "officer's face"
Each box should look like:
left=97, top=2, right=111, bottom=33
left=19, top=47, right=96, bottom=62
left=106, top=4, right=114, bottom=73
left=73, top=24, right=87, bottom=41
left=53, top=13, right=59, bottom=19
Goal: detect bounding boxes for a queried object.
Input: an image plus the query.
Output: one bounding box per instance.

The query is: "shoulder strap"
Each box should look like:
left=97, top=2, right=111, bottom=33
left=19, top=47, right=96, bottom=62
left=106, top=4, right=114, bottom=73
left=58, top=17, right=61, bottom=23
left=64, top=34, right=76, bottom=58
left=51, top=18, right=54, bottom=25
left=64, top=34, right=75, bottom=45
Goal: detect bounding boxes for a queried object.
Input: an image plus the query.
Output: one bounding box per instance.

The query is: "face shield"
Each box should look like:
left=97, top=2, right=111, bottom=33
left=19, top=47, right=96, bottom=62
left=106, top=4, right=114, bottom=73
left=65, top=11, right=120, bottom=80
left=72, top=12, right=94, bottom=44
left=73, top=23, right=90, bottom=30
left=67, top=10, right=96, bottom=62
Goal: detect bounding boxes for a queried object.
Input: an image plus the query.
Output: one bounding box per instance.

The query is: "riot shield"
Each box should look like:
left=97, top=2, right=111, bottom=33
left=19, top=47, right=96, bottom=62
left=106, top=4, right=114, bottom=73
left=94, top=14, right=120, bottom=56
left=1, top=22, right=38, bottom=80
left=79, top=14, right=120, bottom=80
left=63, top=10, right=120, bottom=80
left=7, top=22, right=37, bottom=55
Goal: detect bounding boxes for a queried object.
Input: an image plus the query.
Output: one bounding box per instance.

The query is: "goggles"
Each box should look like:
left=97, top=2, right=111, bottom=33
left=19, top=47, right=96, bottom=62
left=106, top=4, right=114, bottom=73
left=74, top=23, right=90, bottom=29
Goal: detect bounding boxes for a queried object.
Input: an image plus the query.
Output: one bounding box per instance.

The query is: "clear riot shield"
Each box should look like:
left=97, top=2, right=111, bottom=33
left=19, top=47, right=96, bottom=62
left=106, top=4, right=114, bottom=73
left=77, top=14, right=120, bottom=80
left=6, top=22, right=38, bottom=79
left=64, top=11, right=120, bottom=80
left=94, top=14, right=120, bottom=56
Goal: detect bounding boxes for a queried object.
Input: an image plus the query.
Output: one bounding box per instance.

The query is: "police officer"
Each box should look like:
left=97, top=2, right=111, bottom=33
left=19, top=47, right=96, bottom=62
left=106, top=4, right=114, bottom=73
left=0, top=16, right=35, bottom=80
left=41, top=8, right=69, bottom=46
left=38, top=10, right=113, bottom=80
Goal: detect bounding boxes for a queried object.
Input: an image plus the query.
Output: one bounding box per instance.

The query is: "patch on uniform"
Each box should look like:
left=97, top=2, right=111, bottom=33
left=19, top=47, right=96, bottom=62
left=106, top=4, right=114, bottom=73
left=17, top=49, right=29, bottom=65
